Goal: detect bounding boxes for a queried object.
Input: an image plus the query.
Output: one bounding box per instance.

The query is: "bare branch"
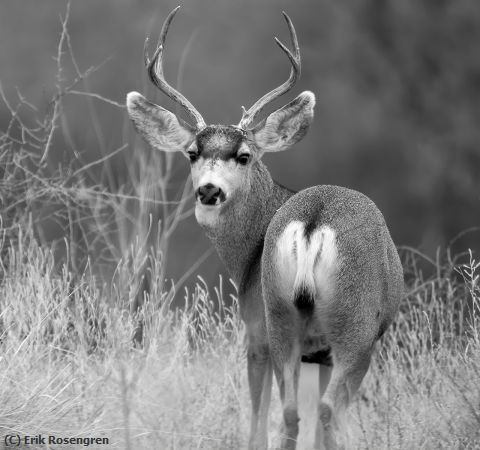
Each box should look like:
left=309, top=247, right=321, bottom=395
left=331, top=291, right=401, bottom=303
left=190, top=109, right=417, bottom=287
left=67, top=90, right=125, bottom=109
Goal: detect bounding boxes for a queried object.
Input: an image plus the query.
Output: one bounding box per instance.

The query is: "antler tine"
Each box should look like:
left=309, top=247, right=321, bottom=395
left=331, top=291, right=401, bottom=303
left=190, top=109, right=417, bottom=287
left=239, top=11, right=301, bottom=130
left=144, top=6, right=206, bottom=130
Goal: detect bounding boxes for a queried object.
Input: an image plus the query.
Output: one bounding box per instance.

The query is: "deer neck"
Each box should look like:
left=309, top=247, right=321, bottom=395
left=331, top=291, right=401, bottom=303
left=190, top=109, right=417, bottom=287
left=199, top=161, right=294, bottom=286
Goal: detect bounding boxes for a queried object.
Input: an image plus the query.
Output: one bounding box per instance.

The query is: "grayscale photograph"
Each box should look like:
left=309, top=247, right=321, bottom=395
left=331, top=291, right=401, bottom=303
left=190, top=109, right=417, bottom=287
left=0, top=1, right=479, bottom=449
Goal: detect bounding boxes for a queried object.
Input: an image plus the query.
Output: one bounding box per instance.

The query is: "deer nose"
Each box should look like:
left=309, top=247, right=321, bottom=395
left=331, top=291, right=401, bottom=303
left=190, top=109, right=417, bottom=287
left=196, top=183, right=226, bottom=205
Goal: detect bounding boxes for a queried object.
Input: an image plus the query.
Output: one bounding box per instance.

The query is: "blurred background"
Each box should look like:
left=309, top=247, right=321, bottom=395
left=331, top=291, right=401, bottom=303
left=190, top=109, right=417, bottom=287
left=1, top=0, right=479, bottom=293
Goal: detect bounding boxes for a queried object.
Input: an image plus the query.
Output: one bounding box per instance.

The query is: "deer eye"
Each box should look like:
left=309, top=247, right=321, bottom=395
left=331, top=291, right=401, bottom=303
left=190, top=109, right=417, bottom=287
left=188, top=151, right=198, bottom=163
left=236, top=154, right=250, bottom=165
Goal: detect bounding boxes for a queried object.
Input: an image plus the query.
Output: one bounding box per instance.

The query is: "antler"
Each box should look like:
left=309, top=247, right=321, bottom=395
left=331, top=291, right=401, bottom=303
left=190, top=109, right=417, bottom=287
left=238, top=12, right=301, bottom=130
left=144, top=6, right=206, bottom=130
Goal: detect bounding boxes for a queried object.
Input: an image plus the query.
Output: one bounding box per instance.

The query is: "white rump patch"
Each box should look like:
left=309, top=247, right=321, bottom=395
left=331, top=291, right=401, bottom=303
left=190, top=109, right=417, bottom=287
left=275, top=221, right=339, bottom=303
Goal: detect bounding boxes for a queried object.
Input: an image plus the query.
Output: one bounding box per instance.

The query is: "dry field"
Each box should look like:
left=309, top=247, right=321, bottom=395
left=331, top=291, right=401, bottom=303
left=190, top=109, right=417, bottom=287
left=0, top=228, right=479, bottom=449
left=1, top=6, right=479, bottom=448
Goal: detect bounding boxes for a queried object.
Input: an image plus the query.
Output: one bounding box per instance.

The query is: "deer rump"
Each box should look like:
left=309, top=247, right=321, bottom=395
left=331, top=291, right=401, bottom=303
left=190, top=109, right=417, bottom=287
left=273, top=221, right=339, bottom=367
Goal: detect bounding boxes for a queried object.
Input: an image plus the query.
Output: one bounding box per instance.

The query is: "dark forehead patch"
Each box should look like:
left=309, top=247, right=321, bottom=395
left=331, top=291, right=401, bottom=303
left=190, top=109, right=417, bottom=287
left=196, top=125, right=246, bottom=159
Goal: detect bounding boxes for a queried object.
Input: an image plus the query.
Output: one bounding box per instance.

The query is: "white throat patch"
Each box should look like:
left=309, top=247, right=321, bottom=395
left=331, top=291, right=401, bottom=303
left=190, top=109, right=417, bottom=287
left=195, top=203, right=222, bottom=228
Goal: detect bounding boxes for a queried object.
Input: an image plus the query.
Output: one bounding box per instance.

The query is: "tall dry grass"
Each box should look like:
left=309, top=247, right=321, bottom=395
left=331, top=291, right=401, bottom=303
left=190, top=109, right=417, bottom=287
left=0, top=216, right=479, bottom=449
left=0, top=232, right=246, bottom=449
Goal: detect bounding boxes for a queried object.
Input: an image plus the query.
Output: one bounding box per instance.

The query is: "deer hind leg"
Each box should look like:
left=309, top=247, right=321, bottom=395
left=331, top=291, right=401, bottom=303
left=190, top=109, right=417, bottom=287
left=266, top=302, right=303, bottom=450
left=247, top=342, right=273, bottom=450
left=314, top=349, right=371, bottom=450
left=273, top=342, right=302, bottom=450
left=314, top=364, right=332, bottom=449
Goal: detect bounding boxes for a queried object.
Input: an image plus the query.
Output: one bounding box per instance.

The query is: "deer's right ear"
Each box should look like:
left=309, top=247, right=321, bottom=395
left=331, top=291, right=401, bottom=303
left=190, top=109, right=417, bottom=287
left=251, top=91, right=315, bottom=154
left=126, top=91, right=195, bottom=153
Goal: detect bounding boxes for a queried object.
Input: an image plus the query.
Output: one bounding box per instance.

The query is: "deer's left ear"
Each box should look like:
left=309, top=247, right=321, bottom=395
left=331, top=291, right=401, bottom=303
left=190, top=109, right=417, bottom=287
left=126, top=91, right=195, bottom=152
left=251, top=91, right=315, bottom=153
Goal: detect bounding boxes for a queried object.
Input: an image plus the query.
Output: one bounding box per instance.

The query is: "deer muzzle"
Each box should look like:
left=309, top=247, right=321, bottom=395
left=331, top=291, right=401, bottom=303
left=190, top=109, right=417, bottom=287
left=196, top=183, right=226, bottom=206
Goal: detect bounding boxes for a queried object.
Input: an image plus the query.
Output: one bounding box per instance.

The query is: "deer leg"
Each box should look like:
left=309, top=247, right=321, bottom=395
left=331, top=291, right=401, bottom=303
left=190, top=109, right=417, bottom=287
left=314, top=364, right=333, bottom=449
left=271, top=339, right=302, bottom=450
left=315, top=351, right=371, bottom=450
left=267, top=311, right=302, bottom=450
left=247, top=343, right=272, bottom=450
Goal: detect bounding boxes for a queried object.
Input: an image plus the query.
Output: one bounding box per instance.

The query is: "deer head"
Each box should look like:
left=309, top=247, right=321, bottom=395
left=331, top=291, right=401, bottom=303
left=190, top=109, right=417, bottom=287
left=127, top=7, right=315, bottom=229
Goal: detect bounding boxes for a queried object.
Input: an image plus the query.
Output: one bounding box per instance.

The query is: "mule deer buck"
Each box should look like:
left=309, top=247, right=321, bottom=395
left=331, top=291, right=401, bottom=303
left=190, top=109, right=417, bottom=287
left=126, top=6, right=403, bottom=449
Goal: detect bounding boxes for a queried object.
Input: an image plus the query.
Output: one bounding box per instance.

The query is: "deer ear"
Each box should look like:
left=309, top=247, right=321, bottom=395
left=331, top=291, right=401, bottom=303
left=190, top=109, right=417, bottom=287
left=126, top=91, right=195, bottom=152
left=251, top=91, right=315, bottom=153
